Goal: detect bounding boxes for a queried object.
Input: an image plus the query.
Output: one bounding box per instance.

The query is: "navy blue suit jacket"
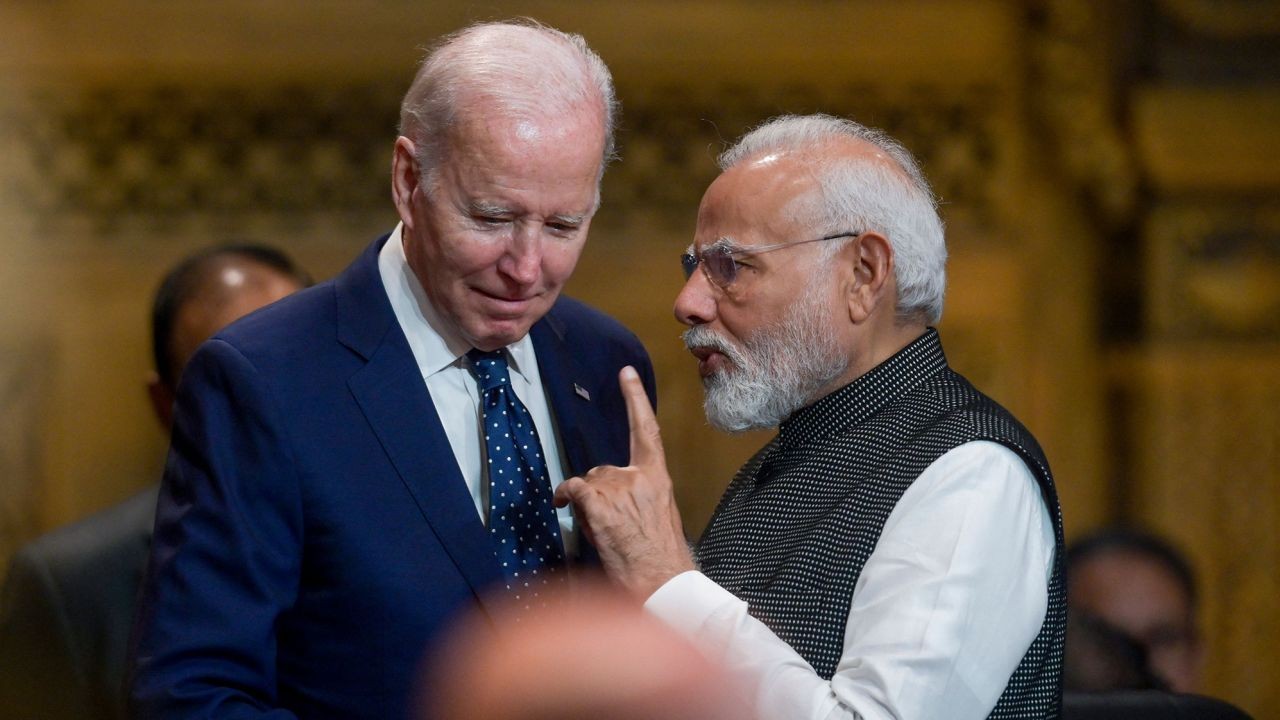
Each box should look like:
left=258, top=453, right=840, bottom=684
left=129, top=235, right=655, bottom=719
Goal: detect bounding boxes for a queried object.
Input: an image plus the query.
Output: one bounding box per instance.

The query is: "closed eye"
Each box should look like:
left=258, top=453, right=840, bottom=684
left=546, top=214, right=586, bottom=235
left=466, top=200, right=513, bottom=228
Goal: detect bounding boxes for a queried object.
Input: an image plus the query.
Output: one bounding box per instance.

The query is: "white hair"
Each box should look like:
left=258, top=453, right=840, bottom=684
left=399, top=19, right=618, bottom=188
left=719, top=114, right=947, bottom=324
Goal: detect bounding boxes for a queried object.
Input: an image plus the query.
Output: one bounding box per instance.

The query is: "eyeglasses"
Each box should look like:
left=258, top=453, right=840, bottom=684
left=681, top=231, right=860, bottom=289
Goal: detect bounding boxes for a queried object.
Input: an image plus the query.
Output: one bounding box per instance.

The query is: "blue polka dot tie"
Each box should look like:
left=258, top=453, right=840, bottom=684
left=467, top=349, right=567, bottom=605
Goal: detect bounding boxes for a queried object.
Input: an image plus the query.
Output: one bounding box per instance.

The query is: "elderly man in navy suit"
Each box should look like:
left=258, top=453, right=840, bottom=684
left=129, top=20, right=654, bottom=720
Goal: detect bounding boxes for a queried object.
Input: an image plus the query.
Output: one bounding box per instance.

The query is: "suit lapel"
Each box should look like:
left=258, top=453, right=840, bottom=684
left=530, top=314, right=613, bottom=478
left=337, top=237, right=503, bottom=615
left=530, top=313, right=614, bottom=568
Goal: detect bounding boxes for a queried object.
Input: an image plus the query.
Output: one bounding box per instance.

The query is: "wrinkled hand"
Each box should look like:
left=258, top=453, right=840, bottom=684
left=554, top=366, right=695, bottom=600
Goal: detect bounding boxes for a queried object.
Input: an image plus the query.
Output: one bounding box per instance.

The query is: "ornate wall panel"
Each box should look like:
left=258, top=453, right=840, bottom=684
left=1129, top=198, right=1280, bottom=716
left=0, top=81, right=1002, bottom=232
left=1127, top=344, right=1280, bottom=715
left=1, top=83, right=401, bottom=235
left=1146, top=202, right=1280, bottom=340
left=1133, top=88, right=1280, bottom=194
left=1027, top=0, right=1140, bottom=229
left=1119, top=2, right=1280, bottom=710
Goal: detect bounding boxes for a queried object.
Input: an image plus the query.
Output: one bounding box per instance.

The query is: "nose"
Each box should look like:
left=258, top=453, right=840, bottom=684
left=498, top=225, right=542, bottom=286
left=674, top=266, right=718, bottom=327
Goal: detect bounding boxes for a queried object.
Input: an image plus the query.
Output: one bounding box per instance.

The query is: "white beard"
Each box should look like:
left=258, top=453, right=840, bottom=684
left=683, top=278, right=850, bottom=432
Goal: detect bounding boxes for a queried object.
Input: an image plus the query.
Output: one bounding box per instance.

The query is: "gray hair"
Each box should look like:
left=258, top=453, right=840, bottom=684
left=399, top=19, right=618, bottom=190
left=719, top=114, right=947, bottom=324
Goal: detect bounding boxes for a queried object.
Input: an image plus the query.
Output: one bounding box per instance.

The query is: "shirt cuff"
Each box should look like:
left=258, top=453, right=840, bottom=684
left=644, top=569, right=742, bottom=644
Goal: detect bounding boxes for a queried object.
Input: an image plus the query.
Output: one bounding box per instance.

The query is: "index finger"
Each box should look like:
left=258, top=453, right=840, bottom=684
left=619, top=366, right=664, bottom=467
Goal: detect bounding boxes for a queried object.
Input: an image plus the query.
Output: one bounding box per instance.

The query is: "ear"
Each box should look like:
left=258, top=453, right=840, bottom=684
left=146, top=371, right=176, bottom=432
left=843, top=231, right=895, bottom=325
left=391, top=136, right=421, bottom=230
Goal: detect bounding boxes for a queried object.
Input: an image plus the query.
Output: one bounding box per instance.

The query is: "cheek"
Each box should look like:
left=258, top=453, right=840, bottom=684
left=541, top=243, right=586, bottom=286
left=717, top=289, right=782, bottom=336
left=428, top=238, right=506, bottom=281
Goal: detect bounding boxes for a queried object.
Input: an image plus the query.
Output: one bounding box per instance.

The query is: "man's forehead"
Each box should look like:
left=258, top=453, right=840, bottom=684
left=711, top=150, right=818, bottom=204
left=437, top=113, right=604, bottom=214
left=451, top=90, right=607, bottom=144
left=695, top=165, right=815, bottom=247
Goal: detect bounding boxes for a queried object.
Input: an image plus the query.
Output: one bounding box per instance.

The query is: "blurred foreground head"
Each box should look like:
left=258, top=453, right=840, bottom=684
left=423, top=582, right=746, bottom=720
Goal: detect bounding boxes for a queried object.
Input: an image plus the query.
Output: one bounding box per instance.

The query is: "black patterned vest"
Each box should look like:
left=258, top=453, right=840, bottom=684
left=696, top=329, right=1066, bottom=719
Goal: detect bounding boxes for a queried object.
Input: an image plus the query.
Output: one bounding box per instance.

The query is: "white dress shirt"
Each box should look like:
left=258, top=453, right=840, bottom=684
left=378, top=224, right=576, bottom=551
left=645, top=440, right=1055, bottom=720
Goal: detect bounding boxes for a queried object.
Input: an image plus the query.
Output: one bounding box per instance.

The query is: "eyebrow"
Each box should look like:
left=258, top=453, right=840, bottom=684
left=685, top=237, right=738, bottom=256
left=466, top=201, right=587, bottom=227
left=709, top=236, right=743, bottom=253
left=548, top=213, right=587, bottom=227
left=467, top=200, right=510, bottom=216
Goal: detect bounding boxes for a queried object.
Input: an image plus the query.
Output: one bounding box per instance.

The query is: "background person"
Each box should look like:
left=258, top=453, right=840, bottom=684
left=1066, top=527, right=1204, bottom=693
left=0, top=244, right=307, bottom=720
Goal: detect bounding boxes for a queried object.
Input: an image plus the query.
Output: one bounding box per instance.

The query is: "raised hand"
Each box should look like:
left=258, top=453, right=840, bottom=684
left=554, top=366, right=696, bottom=599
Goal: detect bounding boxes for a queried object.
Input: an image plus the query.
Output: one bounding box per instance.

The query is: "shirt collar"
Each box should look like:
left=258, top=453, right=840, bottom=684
left=379, top=223, right=536, bottom=381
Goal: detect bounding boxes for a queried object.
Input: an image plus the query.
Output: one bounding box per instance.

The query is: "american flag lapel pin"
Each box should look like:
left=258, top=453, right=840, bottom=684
left=573, top=383, right=591, bottom=401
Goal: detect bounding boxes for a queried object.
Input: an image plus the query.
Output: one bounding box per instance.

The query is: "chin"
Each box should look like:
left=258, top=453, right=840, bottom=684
left=468, top=322, right=536, bottom=351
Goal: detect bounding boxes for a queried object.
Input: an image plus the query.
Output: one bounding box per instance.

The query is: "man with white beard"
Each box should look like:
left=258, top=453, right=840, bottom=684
left=556, top=114, right=1067, bottom=720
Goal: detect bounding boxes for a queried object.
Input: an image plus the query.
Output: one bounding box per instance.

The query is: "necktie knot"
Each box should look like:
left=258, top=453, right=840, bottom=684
left=466, top=349, right=511, bottom=393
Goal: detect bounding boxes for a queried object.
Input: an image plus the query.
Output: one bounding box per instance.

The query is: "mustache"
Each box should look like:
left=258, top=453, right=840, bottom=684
left=681, top=325, right=750, bottom=372
left=682, top=325, right=731, bottom=353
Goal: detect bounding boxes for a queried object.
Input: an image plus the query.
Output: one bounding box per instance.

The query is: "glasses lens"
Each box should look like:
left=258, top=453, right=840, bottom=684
left=680, top=252, right=698, bottom=280
left=702, top=245, right=736, bottom=287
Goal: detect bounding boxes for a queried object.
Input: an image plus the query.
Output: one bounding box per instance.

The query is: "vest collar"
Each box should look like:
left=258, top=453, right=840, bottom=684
left=776, top=327, right=947, bottom=449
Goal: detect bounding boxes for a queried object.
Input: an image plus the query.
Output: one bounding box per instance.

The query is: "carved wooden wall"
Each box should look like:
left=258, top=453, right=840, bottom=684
left=1111, top=2, right=1280, bottom=713
left=0, top=0, right=1275, bottom=715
